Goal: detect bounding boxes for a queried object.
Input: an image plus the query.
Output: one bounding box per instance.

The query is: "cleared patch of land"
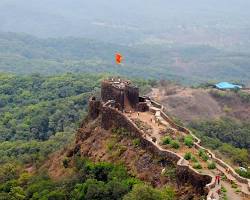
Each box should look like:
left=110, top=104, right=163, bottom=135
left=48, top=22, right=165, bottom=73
left=149, top=86, right=250, bottom=123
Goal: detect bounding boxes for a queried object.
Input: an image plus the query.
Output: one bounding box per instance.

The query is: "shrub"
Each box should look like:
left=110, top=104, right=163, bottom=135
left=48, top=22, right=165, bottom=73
left=132, top=139, right=140, bottom=147
left=235, top=188, right=241, bottom=193
left=123, top=184, right=163, bottom=200
left=223, top=195, right=229, bottom=200
left=193, top=162, right=202, bottom=169
left=163, top=167, right=176, bottom=181
left=191, top=156, right=198, bottom=162
left=112, top=145, right=127, bottom=158
left=198, top=149, right=205, bottom=157
left=198, top=149, right=209, bottom=161
left=221, top=186, right=227, bottom=193
left=235, top=169, right=250, bottom=179
left=170, top=140, right=180, bottom=149
left=107, top=138, right=117, bottom=151
left=162, top=136, right=172, bottom=145
left=184, top=152, right=192, bottom=160
left=207, top=161, right=216, bottom=169
left=62, top=158, right=69, bottom=168
left=231, top=181, right=237, bottom=189
left=201, top=154, right=209, bottom=161
left=184, top=136, right=194, bottom=148
left=221, top=175, right=227, bottom=181
left=161, top=186, right=176, bottom=200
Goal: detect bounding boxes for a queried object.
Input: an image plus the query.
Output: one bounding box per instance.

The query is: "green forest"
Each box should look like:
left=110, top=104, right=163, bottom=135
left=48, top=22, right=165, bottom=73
left=0, top=73, right=164, bottom=200
left=190, top=118, right=250, bottom=178
left=0, top=71, right=249, bottom=198
left=0, top=155, right=175, bottom=200
left=0, top=32, right=250, bottom=86
left=0, top=73, right=152, bottom=165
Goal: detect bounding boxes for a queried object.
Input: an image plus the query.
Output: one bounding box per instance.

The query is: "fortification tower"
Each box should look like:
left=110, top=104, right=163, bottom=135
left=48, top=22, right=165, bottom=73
left=101, top=77, right=139, bottom=111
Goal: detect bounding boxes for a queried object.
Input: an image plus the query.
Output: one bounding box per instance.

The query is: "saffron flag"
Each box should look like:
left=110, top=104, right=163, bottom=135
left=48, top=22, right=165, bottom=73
left=115, top=53, right=123, bottom=64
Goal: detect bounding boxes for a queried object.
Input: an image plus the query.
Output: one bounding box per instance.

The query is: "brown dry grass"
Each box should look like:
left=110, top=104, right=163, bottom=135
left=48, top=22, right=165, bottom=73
left=150, top=86, right=250, bottom=123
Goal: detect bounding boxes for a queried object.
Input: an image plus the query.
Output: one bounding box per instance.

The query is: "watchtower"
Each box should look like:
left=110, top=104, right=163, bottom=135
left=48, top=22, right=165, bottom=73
left=101, top=77, right=139, bottom=111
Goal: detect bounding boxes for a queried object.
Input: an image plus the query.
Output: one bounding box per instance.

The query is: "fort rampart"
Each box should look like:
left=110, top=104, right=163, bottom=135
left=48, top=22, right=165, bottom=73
left=88, top=79, right=250, bottom=199
left=159, top=105, right=250, bottom=191
left=98, top=102, right=213, bottom=195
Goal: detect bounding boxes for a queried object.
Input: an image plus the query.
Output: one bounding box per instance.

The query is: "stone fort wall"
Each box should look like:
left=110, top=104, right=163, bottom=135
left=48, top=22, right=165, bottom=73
left=97, top=102, right=213, bottom=195
left=88, top=95, right=250, bottom=199
left=101, top=80, right=139, bottom=111
left=101, top=81, right=125, bottom=110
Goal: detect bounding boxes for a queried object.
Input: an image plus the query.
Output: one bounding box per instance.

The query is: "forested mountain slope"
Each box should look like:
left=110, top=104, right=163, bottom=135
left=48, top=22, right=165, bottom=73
left=0, top=73, right=104, bottom=166
left=0, top=32, right=250, bottom=85
left=0, top=73, right=177, bottom=200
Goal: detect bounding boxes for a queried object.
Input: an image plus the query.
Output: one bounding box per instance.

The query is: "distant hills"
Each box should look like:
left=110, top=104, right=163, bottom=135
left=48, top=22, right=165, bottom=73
left=0, top=0, right=250, bottom=47
left=0, top=0, right=250, bottom=85
left=0, top=32, right=250, bottom=85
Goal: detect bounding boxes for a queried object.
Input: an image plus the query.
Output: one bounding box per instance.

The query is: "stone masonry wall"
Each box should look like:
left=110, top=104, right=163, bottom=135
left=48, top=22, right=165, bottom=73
left=101, top=82, right=124, bottom=110
left=101, top=105, right=212, bottom=195
left=88, top=98, right=101, bottom=120
left=158, top=104, right=250, bottom=197
left=125, top=85, right=139, bottom=109
left=160, top=105, right=250, bottom=190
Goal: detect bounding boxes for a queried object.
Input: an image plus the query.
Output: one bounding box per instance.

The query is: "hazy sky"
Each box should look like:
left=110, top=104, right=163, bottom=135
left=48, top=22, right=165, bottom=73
left=0, top=0, right=250, bottom=42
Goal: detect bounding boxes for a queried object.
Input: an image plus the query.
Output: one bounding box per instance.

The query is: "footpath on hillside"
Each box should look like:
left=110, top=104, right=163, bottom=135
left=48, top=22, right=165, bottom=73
left=125, top=106, right=249, bottom=200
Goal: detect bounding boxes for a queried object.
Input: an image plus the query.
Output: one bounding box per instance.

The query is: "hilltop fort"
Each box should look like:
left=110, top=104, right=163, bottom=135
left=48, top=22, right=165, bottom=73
left=73, top=78, right=250, bottom=200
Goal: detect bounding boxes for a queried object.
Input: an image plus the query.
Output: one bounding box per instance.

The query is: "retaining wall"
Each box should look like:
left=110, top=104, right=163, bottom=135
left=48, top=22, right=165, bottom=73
left=156, top=102, right=250, bottom=195
left=88, top=96, right=249, bottom=199
left=101, top=105, right=212, bottom=195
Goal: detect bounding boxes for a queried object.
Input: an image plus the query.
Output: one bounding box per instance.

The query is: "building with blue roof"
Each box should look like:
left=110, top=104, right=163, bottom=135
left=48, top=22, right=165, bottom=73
left=215, top=82, right=242, bottom=90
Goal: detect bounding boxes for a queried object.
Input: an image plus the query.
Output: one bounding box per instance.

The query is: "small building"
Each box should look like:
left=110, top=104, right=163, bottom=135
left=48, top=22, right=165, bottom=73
left=215, top=82, right=242, bottom=90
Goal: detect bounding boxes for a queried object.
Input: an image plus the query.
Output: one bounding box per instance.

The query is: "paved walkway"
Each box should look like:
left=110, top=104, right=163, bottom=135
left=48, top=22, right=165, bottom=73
left=125, top=109, right=248, bottom=200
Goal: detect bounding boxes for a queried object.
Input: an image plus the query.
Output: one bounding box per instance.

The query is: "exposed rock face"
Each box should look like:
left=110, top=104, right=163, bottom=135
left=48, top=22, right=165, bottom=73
left=100, top=105, right=211, bottom=195
left=73, top=120, right=203, bottom=200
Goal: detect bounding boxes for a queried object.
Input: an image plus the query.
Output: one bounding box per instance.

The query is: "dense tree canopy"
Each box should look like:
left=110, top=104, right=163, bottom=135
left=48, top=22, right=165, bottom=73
left=190, top=118, right=250, bottom=168
left=0, top=73, right=162, bottom=199
left=190, top=117, right=250, bottom=149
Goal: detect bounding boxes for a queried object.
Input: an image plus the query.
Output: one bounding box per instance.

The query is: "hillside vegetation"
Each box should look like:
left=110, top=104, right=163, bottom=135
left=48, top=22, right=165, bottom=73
left=0, top=32, right=250, bottom=85
left=152, top=85, right=250, bottom=174
left=0, top=73, right=105, bottom=167
left=0, top=73, right=178, bottom=200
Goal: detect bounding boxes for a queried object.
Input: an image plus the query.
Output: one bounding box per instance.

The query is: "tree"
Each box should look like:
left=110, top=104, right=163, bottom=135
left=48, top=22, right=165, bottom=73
left=123, top=184, right=163, bottom=200
left=0, top=163, right=19, bottom=184
left=9, top=187, right=26, bottom=200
